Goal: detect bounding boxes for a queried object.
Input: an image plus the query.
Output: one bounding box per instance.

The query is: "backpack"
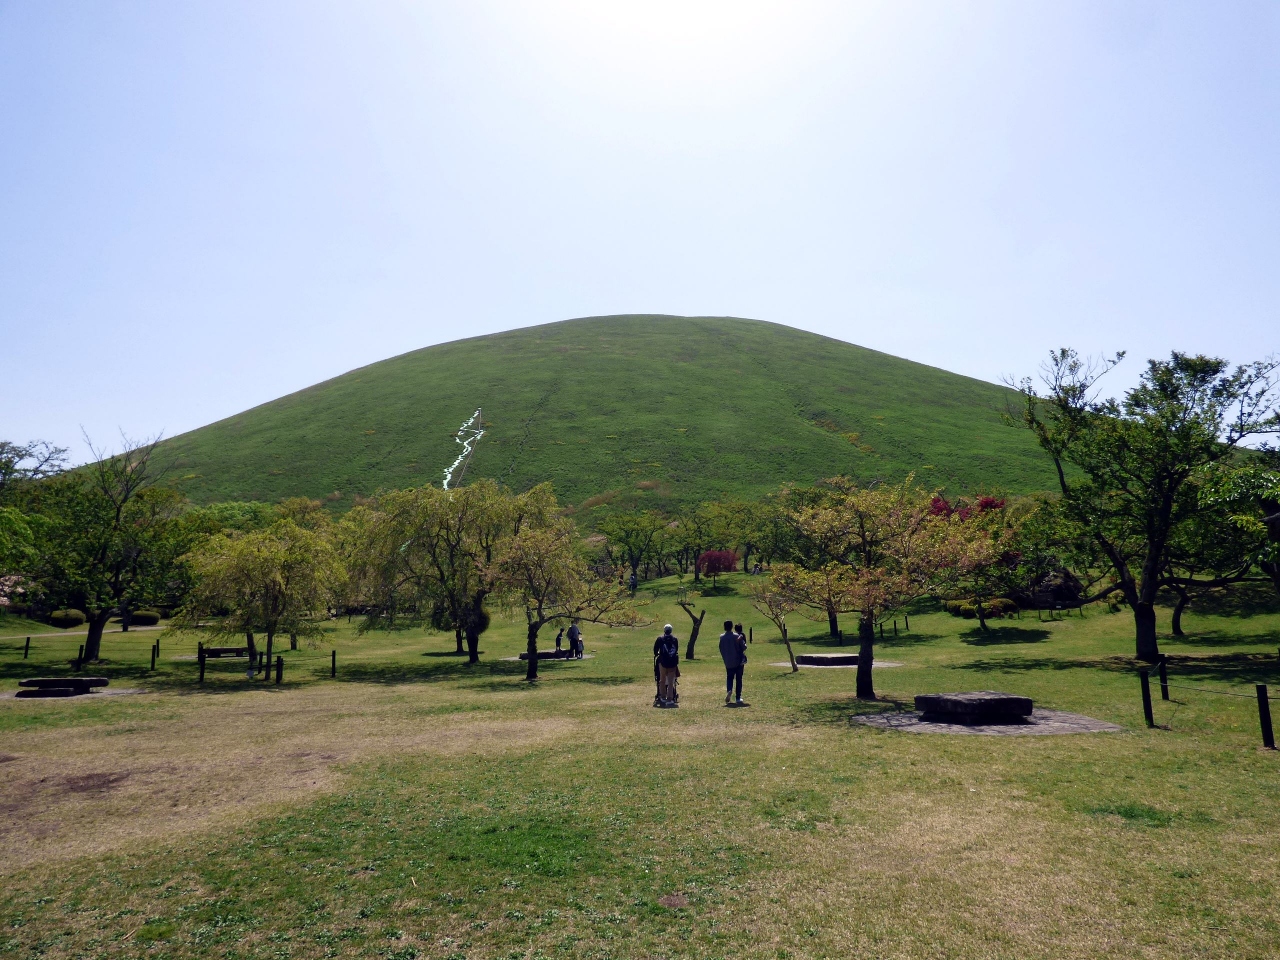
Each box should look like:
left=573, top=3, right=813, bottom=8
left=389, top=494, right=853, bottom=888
left=659, top=636, right=679, bottom=664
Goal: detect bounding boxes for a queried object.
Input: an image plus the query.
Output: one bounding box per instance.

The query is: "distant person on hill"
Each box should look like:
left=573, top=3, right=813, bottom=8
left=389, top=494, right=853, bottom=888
left=719, top=620, right=747, bottom=705
left=567, top=620, right=583, bottom=659
left=554, top=626, right=565, bottom=655
left=654, top=624, right=681, bottom=707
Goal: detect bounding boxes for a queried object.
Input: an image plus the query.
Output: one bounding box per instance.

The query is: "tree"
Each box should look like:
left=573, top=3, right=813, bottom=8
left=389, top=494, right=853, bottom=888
left=747, top=577, right=798, bottom=672
left=674, top=586, right=706, bottom=660
left=781, top=476, right=950, bottom=698
left=0, top=440, right=66, bottom=504
left=696, top=549, right=737, bottom=587
left=599, top=512, right=667, bottom=585
left=1200, top=456, right=1280, bottom=597
left=27, top=437, right=190, bottom=661
left=491, top=511, right=639, bottom=680
left=177, top=518, right=345, bottom=662
left=1016, top=350, right=1280, bottom=661
left=930, top=494, right=1020, bottom=632
left=344, top=480, right=526, bottom=663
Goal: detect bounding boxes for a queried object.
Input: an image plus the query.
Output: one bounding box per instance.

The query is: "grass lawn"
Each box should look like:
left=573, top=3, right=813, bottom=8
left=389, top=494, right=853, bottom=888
left=2, top=574, right=1280, bottom=959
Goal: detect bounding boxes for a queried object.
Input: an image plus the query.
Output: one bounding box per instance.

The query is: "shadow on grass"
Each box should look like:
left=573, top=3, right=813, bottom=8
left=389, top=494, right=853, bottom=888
left=1161, top=630, right=1280, bottom=649
left=467, top=674, right=639, bottom=693
left=960, top=626, right=1052, bottom=646
left=956, top=652, right=1280, bottom=688
left=790, top=694, right=913, bottom=728
left=1174, top=583, right=1280, bottom=619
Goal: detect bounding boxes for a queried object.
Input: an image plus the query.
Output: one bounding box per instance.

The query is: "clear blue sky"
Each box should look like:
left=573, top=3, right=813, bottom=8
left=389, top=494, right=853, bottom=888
left=2, top=1, right=1277, bottom=462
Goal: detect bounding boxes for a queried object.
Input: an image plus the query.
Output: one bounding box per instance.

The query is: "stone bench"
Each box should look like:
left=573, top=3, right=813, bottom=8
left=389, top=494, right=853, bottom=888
left=16, top=677, right=109, bottom=699
left=914, top=691, right=1033, bottom=724
left=795, top=653, right=860, bottom=666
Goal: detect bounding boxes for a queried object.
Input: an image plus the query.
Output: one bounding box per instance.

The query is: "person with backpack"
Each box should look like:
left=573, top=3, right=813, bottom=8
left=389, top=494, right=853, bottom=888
left=719, top=619, right=747, bottom=705
left=653, top=624, right=681, bottom=707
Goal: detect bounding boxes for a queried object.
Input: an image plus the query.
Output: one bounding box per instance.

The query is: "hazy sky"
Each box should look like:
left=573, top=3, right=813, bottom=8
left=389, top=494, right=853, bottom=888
left=3, top=1, right=1277, bottom=462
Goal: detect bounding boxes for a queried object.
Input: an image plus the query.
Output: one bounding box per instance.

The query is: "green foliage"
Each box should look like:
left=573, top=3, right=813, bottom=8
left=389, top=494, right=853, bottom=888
left=157, top=316, right=1058, bottom=511
left=49, top=608, right=86, bottom=628
left=129, top=609, right=162, bottom=626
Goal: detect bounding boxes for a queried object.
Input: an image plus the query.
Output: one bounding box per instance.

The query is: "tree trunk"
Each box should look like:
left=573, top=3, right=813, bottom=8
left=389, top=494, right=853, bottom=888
left=120, top=604, right=131, bottom=633
left=1171, top=590, right=1189, bottom=637
left=454, top=627, right=464, bottom=655
left=82, top=610, right=111, bottom=662
left=827, top=606, right=840, bottom=640
left=290, top=631, right=298, bottom=651
left=245, top=630, right=257, bottom=673
left=685, top=610, right=704, bottom=660
left=1133, top=602, right=1161, bottom=662
left=264, top=631, right=274, bottom=680
left=782, top=624, right=797, bottom=673
left=466, top=628, right=480, bottom=664
left=975, top=599, right=989, bottom=633
left=855, top=615, right=876, bottom=700
left=525, top=622, right=540, bottom=681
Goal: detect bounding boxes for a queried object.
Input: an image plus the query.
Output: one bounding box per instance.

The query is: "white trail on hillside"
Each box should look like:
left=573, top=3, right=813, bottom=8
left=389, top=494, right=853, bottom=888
left=443, top=408, right=484, bottom=489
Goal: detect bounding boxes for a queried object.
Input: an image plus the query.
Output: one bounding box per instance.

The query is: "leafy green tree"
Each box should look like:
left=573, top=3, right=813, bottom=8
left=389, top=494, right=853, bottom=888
left=0, top=440, right=66, bottom=504
left=176, top=518, right=345, bottom=661
left=599, top=511, right=667, bottom=585
left=27, top=438, right=190, bottom=660
left=1016, top=350, right=1280, bottom=661
left=343, top=479, right=526, bottom=663
left=1200, top=456, right=1280, bottom=597
left=491, top=509, right=639, bottom=680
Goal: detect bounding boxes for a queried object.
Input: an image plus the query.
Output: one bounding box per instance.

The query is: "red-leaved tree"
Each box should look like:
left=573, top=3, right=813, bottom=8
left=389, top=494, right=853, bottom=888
left=696, top=549, right=738, bottom=587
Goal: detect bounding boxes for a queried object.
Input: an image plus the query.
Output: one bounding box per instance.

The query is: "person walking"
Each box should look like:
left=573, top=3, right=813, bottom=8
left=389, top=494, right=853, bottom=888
left=567, top=620, right=583, bottom=659
left=654, top=624, right=681, bottom=707
left=719, top=620, right=747, bottom=705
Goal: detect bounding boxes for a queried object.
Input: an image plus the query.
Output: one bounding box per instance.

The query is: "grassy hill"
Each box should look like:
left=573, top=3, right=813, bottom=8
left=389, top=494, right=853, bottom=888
left=162, top=315, right=1056, bottom=512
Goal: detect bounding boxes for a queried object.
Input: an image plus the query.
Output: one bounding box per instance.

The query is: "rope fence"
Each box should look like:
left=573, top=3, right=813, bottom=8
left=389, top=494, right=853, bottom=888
left=1139, top=660, right=1278, bottom=750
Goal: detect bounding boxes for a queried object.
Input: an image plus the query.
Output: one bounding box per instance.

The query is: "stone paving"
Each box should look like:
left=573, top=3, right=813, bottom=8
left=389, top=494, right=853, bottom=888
left=853, top=707, right=1124, bottom=735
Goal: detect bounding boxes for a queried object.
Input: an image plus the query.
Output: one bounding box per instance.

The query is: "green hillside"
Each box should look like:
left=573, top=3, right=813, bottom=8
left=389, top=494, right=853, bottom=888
left=162, top=315, right=1056, bottom=511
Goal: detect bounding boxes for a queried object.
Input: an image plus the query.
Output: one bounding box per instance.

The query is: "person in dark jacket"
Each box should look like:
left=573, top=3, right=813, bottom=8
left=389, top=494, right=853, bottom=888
left=653, top=624, right=681, bottom=707
left=719, top=620, right=747, bottom=704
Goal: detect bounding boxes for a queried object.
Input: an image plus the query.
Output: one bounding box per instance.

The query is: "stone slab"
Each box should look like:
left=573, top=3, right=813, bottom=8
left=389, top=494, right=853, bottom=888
left=795, top=653, right=859, bottom=666
left=915, top=691, right=1032, bottom=723
left=18, top=677, right=109, bottom=689
left=16, top=687, right=90, bottom=698
left=855, top=708, right=1123, bottom=736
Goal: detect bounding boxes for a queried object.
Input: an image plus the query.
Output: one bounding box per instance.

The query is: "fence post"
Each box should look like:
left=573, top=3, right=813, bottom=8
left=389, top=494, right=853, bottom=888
left=1140, top=670, right=1154, bottom=728
left=748, top=627, right=753, bottom=645
left=904, top=613, right=909, bottom=631
left=331, top=649, right=336, bottom=678
left=263, top=638, right=273, bottom=680
left=24, top=636, right=30, bottom=659
left=275, top=655, right=283, bottom=685
left=150, top=643, right=157, bottom=671
left=894, top=620, right=898, bottom=637
left=1158, top=656, right=1169, bottom=701
left=1257, top=685, right=1275, bottom=750
left=198, top=642, right=206, bottom=683
left=76, top=644, right=84, bottom=671
left=879, top=623, right=884, bottom=639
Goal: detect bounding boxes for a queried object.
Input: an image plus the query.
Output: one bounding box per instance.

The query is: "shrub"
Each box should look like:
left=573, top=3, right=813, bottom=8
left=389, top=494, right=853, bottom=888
left=130, top=609, right=161, bottom=626
left=958, top=603, right=977, bottom=619
left=987, top=598, right=1019, bottom=617
left=49, top=609, right=86, bottom=629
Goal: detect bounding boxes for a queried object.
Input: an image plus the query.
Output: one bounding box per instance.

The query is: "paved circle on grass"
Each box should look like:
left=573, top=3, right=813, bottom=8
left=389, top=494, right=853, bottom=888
left=854, top=708, right=1123, bottom=735
left=770, top=660, right=902, bottom=669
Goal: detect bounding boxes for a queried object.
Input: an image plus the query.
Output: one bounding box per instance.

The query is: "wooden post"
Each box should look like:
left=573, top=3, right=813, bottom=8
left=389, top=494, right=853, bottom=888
left=748, top=627, right=753, bottom=645
left=837, top=628, right=843, bottom=645
left=1140, top=670, right=1154, bottom=728
left=264, top=637, right=273, bottom=681
left=1257, top=685, right=1275, bottom=750
left=904, top=614, right=909, bottom=631
left=76, top=644, right=84, bottom=671
left=331, top=649, right=336, bottom=678
left=198, top=642, right=206, bottom=683
left=24, top=636, right=30, bottom=659
left=150, top=643, right=157, bottom=671
left=879, top=623, right=884, bottom=639
left=275, top=655, right=283, bottom=685
left=893, top=620, right=898, bottom=637
left=1158, top=656, right=1169, bottom=700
